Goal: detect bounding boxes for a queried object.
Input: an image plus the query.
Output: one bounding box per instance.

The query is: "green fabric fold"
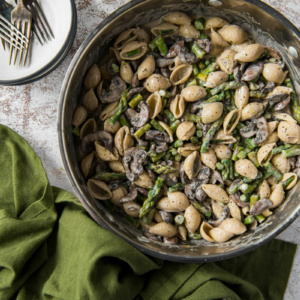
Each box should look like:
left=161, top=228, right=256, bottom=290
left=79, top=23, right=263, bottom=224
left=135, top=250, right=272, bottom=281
left=0, top=124, right=297, bottom=300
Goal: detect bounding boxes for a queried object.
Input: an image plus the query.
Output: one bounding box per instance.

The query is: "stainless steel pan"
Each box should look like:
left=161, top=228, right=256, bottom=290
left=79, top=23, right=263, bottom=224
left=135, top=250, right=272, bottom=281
left=58, top=0, right=300, bottom=262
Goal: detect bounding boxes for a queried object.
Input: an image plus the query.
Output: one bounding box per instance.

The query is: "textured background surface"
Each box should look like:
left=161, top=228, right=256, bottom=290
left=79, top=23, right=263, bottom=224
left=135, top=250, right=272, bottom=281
left=0, top=0, right=299, bottom=298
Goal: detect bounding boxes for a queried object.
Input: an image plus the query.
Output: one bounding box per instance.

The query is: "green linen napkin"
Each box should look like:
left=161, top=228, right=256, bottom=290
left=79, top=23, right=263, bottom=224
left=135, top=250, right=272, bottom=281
left=0, top=124, right=297, bottom=300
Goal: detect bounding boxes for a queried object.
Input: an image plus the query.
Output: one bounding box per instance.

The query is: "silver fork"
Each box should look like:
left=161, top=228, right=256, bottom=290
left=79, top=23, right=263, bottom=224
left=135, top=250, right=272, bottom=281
left=0, top=0, right=13, bottom=49
left=10, top=0, right=32, bottom=66
left=16, top=0, right=54, bottom=45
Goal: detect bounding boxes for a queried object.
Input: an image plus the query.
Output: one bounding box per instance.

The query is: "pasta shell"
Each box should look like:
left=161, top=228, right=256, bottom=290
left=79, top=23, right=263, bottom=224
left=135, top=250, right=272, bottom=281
left=109, top=160, right=126, bottom=173
left=211, top=28, right=230, bottom=48
left=267, top=86, right=293, bottom=98
left=72, top=106, right=87, bottom=127
left=114, top=126, right=134, bottom=156
left=120, top=61, right=133, bottom=84
left=81, top=152, right=95, bottom=178
left=146, top=91, right=163, bottom=119
left=281, top=173, right=298, bottom=190
left=223, top=109, right=241, bottom=134
left=202, top=184, right=229, bottom=202
left=87, top=179, right=112, bottom=200
left=178, top=24, right=200, bottom=39
left=235, top=159, right=258, bottom=179
left=151, top=23, right=179, bottom=36
left=178, top=225, right=187, bottom=241
left=217, top=49, right=238, bottom=74
left=201, top=102, right=223, bottom=124
left=162, top=12, right=192, bottom=25
left=170, top=64, right=193, bottom=85
left=144, top=74, right=171, bottom=93
left=149, top=222, right=178, bottom=238
left=214, top=129, right=237, bottom=144
left=158, top=121, right=173, bottom=142
left=109, top=47, right=122, bottom=63
left=234, top=85, right=249, bottom=110
left=209, top=227, right=234, bottom=243
left=84, top=64, right=101, bottom=89
left=260, top=131, right=279, bottom=146
left=104, top=119, right=121, bottom=134
left=169, top=56, right=183, bottom=71
left=212, top=201, right=224, bottom=219
left=114, top=28, right=138, bottom=50
left=95, top=142, right=119, bottom=161
left=183, top=151, right=201, bottom=180
left=110, top=186, right=127, bottom=207
left=184, top=205, right=201, bottom=234
left=167, top=191, right=190, bottom=211
left=219, top=218, right=247, bottom=235
left=262, top=63, right=287, bottom=84
left=271, top=154, right=290, bottom=174
left=134, top=171, right=154, bottom=189
left=205, top=71, right=229, bottom=88
left=277, top=121, right=300, bottom=144
left=181, top=85, right=207, bottom=102
left=156, top=197, right=182, bottom=212
left=123, top=201, right=141, bottom=218
left=137, top=55, right=156, bottom=80
left=83, top=89, right=99, bottom=112
left=228, top=199, right=241, bottom=220
left=240, top=102, right=264, bottom=121
left=100, top=101, right=119, bottom=121
left=204, top=17, right=229, bottom=30
left=200, top=148, right=217, bottom=170
left=267, top=121, right=279, bottom=134
left=234, top=44, right=264, bottom=62
left=270, top=183, right=285, bottom=208
left=80, top=119, right=97, bottom=140
left=177, top=143, right=201, bottom=157
left=170, top=94, right=185, bottom=118
left=135, top=27, right=150, bottom=43
left=176, top=122, right=196, bottom=141
left=120, top=41, right=148, bottom=60
left=218, top=25, right=248, bottom=44
left=213, top=144, right=232, bottom=160
left=200, top=222, right=215, bottom=242
left=257, top=143, right=276, bottom=166
left=259, top=180, right=270, bottom=199
left=273, top=113, right=297, bottom=124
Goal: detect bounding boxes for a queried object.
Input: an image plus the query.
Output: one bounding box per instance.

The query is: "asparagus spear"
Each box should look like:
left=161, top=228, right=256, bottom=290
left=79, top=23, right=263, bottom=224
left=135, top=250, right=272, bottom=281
left=263, top=162, right=283, bottom=181
left=284, top=78, right=300, bottom=124
left=142, top=208, right=155, bottom=225
left=210, top=81, right=242, bottom=96
left=174, top=139, right=184, bottom=147
left=272, top=144, right=292, bottom=155
left=174, top=214, right=185, bottom=225
left=229, top=179, right=243, bottom=194
left=147, top=164, right=177, bottom=174
left=128, top=93, right=143, bottom=108
left=243, top=215, right=255, bottom=225
left=109, top=89, right=130, bottom=125
left=94, top=172, right=127, bottom=181
left=119, top=115, right=131, bottom=128
left=254, top=214, right=265, bottom=223
left=247, top=151, right=260, bottom=167
left=194, top=17, right=205, bottom=30
left=185, top=114, right=202, bottom=123
left=282, top=176, right=295, bottom=190
left=169, top=183, right=185, bottom=193
left=134, top=123, right=151, bottom=139
left=282, top=145, right=300, bottom=157
left=151, top=151, right=166, bottom=163
left=154, top=35, right=168, bottom=56
left=195, top=92, right=225, bottom=109
left=163, top=109, right=177, bottom=123
left=192, top=43, right=206, bottom=59
left=150, top=119, right=165, bottom=132
left=139, top=177, right=164, bottom=218
left=201, top=109, right=226, bottom=153
left=159, top=90, right=172, bottom=98
left=170, top=120, right=181, bottom=133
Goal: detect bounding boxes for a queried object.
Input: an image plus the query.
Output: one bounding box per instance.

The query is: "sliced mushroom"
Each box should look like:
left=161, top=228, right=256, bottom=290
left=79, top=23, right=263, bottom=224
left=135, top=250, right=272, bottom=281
left=184, top=179, right=201, bottom=200
left=230, top=194, right=249, bottom=208
left=145, top=130, right=170, bottom=143
left=101, top=76, right=127, bottom=103
left=240, top=117, right=269, bottom=144
left=250, top=198, right=273, bottom=216
left=241, top=61, right=264, bottom=81
left=166, top=41, right=198, bottom=64
left=82, top=130, right=113, bottom=153
left=120, top=187, right=138, bottom=203
left=196, top=38, right=212, bottom=53
left=125, top=101, right=150, bottom=127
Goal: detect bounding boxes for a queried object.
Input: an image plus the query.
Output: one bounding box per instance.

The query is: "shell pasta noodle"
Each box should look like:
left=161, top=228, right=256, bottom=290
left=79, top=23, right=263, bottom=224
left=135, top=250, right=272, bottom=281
left=72, top=11, right=300, bottom=244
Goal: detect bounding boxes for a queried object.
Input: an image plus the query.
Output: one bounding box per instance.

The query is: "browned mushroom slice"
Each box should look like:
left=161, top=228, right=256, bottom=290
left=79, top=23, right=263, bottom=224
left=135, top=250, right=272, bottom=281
left=230, top=194, right=249, bottom=208
left=145, top=130, right=170, bottom=143
left=82, top=130, right=113, bottom=152
left=196, top=38, right=211, bottom=53
left=120, top=187, right=138, bottom=203
left=185, top=179, right=201, bottom=200
left=274, top=96, right=290, bottom=111
left=156, top=58, right=175, bottom=67
left=101, top=76, right=127, bottom=103
left=241, top=61, right=264, bottom=81
left=252, top=117, right=269, bottom=144
left=125, top=101, right=150, bottom=127
left=266, top=92, right=289, bottom=103
left=250, top=198, right=273, bottom=216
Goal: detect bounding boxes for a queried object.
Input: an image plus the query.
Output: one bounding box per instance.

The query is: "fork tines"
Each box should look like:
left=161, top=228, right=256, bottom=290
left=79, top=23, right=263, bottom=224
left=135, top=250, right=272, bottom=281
left=0, top=15, right=28, bottom=51
left=25, top=0, right=54, bottom=45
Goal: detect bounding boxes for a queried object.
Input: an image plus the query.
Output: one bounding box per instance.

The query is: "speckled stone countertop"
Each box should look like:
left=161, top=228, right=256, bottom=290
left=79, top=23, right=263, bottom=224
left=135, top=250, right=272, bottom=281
left=0, top=0, right=299, bottom=298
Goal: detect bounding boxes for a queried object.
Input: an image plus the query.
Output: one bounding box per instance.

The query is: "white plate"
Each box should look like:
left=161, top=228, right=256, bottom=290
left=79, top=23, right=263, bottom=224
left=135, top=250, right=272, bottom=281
left=0, top=0, right=76, bottom=85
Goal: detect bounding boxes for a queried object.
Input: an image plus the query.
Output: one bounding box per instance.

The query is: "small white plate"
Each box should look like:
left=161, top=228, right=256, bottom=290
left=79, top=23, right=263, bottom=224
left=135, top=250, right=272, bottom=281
left=0, top=0, right=77, bottom=85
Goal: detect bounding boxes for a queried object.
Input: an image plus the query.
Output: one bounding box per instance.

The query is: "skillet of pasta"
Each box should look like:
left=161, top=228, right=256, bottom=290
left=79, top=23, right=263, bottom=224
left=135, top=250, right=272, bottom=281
left=72, top=12, right=300, bottom=244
